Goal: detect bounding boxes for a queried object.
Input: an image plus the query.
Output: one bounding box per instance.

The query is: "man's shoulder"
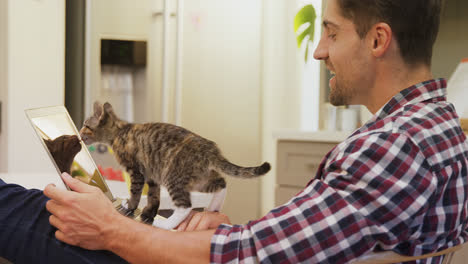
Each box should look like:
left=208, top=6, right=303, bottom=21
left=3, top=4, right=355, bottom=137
left=388, top=102, right=463, bottom=144
left=360, top=101, right=462, bottom=139
left=346, top=101, right=468, bottom=167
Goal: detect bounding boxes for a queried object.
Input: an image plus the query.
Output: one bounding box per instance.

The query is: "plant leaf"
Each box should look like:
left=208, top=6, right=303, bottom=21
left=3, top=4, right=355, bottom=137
left=296, top=25, right=311, bottom=48
left=294, top=5, right=316, bottom=33
left=294, top=4, right=317, bottom=62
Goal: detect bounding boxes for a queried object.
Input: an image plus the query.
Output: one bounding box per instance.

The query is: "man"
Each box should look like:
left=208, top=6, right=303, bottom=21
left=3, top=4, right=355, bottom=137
left=1, top=0, right=467, bottom=263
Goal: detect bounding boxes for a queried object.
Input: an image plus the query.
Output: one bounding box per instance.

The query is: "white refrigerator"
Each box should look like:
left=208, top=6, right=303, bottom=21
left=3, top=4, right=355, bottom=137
left=85, top=0, right=264, bottom=224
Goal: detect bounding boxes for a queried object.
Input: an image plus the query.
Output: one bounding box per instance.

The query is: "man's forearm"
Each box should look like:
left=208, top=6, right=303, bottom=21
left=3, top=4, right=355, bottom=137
left=105, top=215, right=216, bottom=264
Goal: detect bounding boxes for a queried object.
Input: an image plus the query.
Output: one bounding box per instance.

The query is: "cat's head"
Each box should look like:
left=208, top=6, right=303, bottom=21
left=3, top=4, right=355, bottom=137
left=80, top=101, right=121, bottom=145
left=44, top=134, right=82, bottom=174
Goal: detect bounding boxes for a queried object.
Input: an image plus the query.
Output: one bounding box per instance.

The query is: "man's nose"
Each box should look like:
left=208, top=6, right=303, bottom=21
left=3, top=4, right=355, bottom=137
left=313, top=36, right=328, bottom=61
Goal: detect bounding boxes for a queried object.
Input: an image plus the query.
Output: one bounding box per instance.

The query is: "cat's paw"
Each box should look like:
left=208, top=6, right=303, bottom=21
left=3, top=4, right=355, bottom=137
left=118, top=207, right=135, bottom=217
left=140, top=214, right=155, bottom=225
left=118, top=200, right=135, bottom=217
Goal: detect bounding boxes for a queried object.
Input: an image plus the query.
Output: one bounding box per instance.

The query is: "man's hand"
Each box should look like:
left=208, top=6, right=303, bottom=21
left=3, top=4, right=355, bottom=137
left=43, top=173, right=215, bottom=264
left=44, top=172, right=122, bottom=250
left=176, top=210, right=231, bottom=232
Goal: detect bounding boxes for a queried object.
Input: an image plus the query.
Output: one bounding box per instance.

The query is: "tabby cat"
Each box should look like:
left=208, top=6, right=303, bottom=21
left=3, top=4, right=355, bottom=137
left=79, top=102, right=270, bottom=230
left=44, top=135, right=82, bottom=174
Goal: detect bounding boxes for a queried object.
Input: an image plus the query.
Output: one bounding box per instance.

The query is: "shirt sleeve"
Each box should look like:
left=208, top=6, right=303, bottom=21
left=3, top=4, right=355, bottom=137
left=210, top=132, right=437, bottom=264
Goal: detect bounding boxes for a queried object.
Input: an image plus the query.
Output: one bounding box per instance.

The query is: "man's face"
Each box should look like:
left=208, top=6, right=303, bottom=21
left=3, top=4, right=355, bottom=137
left=313, top=0, right=374, bottom=106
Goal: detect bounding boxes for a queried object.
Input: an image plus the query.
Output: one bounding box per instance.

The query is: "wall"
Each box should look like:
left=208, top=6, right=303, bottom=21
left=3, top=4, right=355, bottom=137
left=432, top=0, right=468, bottom=80
left=260, top=0, right=305, bottom=215
left=180, top=0, right=263, bottom=224
left=0, top=0, right=7, bottom=172
left=434, top=1, right=468, bottom=262
left=1, top=0, right=65, bottom=176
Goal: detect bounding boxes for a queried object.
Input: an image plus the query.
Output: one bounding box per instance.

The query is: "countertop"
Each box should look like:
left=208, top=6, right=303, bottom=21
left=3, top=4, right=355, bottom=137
left=273, top=129, right=350, bottom=143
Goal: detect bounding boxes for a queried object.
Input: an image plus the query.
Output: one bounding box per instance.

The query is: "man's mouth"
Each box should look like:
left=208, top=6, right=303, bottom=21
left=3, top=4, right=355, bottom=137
left=329, top=70, right=336, bottom=87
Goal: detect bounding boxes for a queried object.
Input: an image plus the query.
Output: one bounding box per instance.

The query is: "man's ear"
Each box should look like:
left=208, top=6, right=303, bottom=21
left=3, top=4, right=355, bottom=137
left=369, top=22, right=392, bottom=58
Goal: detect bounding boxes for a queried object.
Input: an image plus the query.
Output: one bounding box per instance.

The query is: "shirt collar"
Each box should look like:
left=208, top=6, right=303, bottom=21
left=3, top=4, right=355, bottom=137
left=372, top=78, right=447, bottom=121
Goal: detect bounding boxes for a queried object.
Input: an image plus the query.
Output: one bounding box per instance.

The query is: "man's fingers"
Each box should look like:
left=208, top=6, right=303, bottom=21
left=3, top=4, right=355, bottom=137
left=176, top=211, right=195, bottom=231
left=175, top=211, right=225, bottom=231
left=55, top=230, right=77, bottom=246
left=45, top=200, right=66, bottom=217
left=49, top=214, right=64, bottom=230
left=61, top=172, right=93, bottom=193
left=44, top=183, right=76, bottom=203
left=186, top=212, right=203, bottom=231
left=176, top=221, right=188, bottom=232
left=176, top=218, right=188, bottom=231
left=195, top=218, right=211, bottom=231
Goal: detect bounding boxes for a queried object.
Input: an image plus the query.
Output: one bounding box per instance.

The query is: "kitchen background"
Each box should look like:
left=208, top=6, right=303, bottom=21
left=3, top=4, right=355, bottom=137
left=0, top=0, right=467, bottom=237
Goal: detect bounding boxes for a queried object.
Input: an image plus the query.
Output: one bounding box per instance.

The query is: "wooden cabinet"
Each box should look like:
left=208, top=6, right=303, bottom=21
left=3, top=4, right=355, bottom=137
left=274, top=132, right=347, bottom=206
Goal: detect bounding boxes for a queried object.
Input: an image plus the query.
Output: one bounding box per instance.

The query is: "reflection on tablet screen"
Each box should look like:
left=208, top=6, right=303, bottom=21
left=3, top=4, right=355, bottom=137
left=26, top=107, right=112, bottom=198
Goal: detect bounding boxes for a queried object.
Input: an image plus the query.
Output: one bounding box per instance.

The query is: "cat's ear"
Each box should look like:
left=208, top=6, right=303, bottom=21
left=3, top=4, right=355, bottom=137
left=103, top=102, right=117, bottom=119
left=93, top=101, right=103, bottom=118
left=86, top=116, right=99, bottom=127
left=44, top=138, right=52, bottom=148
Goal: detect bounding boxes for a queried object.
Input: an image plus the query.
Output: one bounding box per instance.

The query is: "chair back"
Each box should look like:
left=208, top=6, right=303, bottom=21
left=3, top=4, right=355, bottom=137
left=352, top=243, right=464, bottom=264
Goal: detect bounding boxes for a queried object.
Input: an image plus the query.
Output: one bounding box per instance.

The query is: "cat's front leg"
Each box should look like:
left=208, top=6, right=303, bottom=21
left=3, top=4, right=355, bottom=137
left=153, top=207, right=192, bottom=230
left=140, top=181, right=161, bottom=224
left=119, top=169, right=145, bottom=217
left=207, top=188, right=227, bottom=212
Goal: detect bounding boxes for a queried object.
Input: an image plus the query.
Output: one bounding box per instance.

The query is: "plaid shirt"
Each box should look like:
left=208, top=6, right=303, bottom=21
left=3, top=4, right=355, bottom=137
left=210, top=79, right=468, bottom=264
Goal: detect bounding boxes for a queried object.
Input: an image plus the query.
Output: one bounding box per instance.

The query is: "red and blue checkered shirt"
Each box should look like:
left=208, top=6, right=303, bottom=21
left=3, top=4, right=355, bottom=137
left=210, top=79, right=468, bottom=263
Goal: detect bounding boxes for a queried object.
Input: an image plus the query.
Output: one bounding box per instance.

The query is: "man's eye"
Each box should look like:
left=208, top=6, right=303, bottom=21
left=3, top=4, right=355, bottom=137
left=328, top=34, right=336, bottom=40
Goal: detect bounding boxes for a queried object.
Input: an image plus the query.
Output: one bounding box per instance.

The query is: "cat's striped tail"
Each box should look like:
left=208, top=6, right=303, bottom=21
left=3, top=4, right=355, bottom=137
left=216, top=158, right=271, bottom=178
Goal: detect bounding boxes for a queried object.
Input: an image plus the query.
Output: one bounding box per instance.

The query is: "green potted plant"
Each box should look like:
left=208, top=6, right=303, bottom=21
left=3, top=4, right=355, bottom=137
left=294, top=4, right=317, bottom=62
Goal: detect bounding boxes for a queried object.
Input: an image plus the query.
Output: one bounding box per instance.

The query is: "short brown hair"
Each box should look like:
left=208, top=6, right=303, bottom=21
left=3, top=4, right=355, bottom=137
left=336, top=0, right=442, bottom=66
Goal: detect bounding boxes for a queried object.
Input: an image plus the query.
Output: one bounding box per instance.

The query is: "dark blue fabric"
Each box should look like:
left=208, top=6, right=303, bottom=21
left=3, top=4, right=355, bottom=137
left=0, top=178, right=128, bottom=264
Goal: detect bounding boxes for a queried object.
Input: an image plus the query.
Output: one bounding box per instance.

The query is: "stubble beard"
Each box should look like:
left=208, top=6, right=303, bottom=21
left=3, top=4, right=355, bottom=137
left=329, top=78, right=353, bottom=106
